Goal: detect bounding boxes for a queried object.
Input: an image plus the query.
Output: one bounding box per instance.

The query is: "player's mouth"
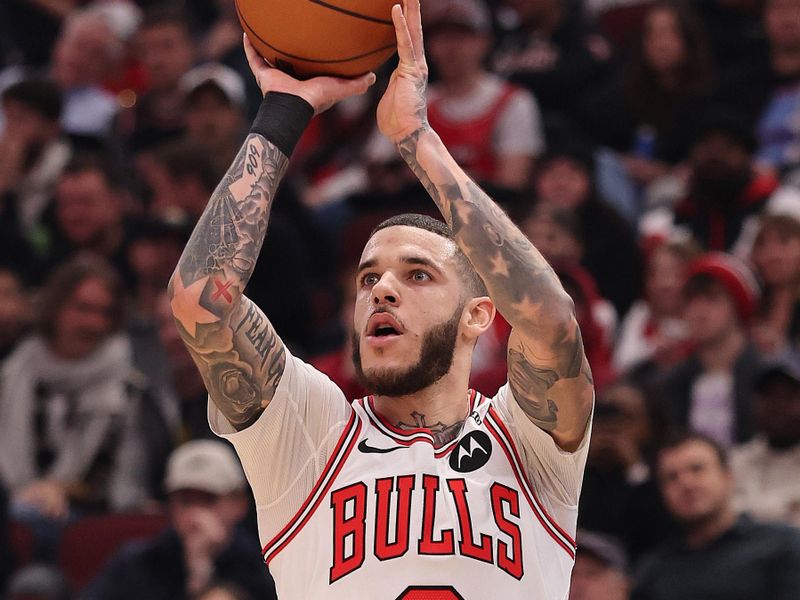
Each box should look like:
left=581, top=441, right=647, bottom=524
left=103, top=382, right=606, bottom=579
left=365, top=313, right=405, bottom=347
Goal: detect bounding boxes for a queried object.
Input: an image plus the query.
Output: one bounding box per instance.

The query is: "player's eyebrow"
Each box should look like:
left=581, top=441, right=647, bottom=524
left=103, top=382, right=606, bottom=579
left=356, top=255, right=444, bottom=275
left=399, top=255, right=443, bottom=274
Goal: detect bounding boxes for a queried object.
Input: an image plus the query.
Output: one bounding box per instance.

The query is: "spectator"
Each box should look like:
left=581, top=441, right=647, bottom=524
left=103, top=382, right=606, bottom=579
left=582, top=2, right=714, bottom=186
left=533, top=142, right=642, bottom=315
left=50, top=7, right=123, bottom=138
left=84, top=440, right=277, bottom=600
left=662, top=253, right=764, bottom=446
left=0, top=79, right=71, bottom=238
left=569, top=530, right=630, bottom=600
left=0, top=256, right=134, bottom=523
left=615, top=239, right=698, bottom=376
left=750, top=213, right=800, bottom=357
left=0, top=266, right=33, bottom=360
left=424, top=0, right=544, bottom=190
left=633, top=433, right=800, bottom=600
left=731, top=362, right=800, bottom=527
left=672, top=113, right=779, bottom=251
left=47, top=153, right=131, bottom=283
left=753, top=0, right=800, bottom=175
left=181, top=63, right=247, bottom=174
left=492, top=0, right=614, bottom=127
left=133, top=7, right=196, bottom=146
left=578, top=380, right=673, bottom=560
left=145, top=140, right=220, bottom=221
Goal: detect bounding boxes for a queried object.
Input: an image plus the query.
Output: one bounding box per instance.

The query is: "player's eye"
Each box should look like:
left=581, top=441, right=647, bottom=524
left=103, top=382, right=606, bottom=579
left=361, top=273, right=379, bottom=286
left=411, top=270, right=431, bottom=282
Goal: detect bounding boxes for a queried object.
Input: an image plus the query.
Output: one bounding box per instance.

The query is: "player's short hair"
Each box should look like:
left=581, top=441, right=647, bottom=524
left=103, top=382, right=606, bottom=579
left=657, top=431, right=729, bottom=473
left=370, top=213, right=488, bottom=299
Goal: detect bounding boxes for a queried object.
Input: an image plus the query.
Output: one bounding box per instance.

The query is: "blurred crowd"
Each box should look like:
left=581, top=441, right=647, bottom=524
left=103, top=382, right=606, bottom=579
left=1, top=0, right=800, bottom=598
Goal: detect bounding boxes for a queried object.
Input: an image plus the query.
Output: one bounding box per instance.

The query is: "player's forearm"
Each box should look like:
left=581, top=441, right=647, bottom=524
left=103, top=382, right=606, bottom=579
left=396, top=126, right=576, bottom=341
left=170, top=134, right=288, bottom=317
left=169, top=93, right=312, bottom=328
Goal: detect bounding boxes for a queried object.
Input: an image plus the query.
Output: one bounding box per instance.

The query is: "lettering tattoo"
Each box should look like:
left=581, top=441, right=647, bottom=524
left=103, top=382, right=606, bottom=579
left=396, top=127, right=593, bottom=437
left=397, top=410, right=463, bottom=447
left=169, top=134, right=289, bottom=430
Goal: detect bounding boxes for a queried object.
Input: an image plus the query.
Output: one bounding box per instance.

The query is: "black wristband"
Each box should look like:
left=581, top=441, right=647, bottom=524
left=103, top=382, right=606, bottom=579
left=250, top=92, right=314, bottom=157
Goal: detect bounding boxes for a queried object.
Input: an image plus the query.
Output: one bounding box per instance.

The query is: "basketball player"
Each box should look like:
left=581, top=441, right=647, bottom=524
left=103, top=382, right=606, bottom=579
left=168, top=1, right=594, bottom=598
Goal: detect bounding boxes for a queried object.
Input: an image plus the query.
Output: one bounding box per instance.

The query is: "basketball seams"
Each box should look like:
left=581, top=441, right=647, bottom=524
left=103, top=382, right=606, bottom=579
left=308, top=0, right=394, bottom=25
left=238, top=3, right=396, bottom=66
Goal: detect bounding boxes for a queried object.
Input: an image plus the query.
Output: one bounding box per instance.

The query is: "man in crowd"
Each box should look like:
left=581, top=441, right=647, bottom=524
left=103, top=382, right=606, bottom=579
left=632, top=433, right=800, bottom=599
left=663, top=252, right=764, bottom=446
left=569, top=530, right=630, bottom=600
left=85, top=440, right=276, bottom=600
left=731, top=361, right=800, bottom=527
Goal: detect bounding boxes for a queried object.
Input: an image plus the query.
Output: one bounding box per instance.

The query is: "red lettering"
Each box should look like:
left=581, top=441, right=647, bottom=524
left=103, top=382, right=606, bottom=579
left=447, top=479, right=493, bottom=563
left=374, top=475, right=415, bottom=560
left=330, top=482, right=367, bottom=583
left=418, top=474, right=455, bottom=555
left=491, top=483, right=524, bottom=579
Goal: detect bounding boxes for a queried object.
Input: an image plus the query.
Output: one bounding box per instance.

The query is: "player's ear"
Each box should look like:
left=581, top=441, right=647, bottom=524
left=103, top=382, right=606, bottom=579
left=462, top=296, right=495, bottom=340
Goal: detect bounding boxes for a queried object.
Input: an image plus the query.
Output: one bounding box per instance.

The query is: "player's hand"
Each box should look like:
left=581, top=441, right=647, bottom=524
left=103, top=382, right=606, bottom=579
left=377, top=0, right=429, bottom=145
left=243, top=34, right=376, bottom=115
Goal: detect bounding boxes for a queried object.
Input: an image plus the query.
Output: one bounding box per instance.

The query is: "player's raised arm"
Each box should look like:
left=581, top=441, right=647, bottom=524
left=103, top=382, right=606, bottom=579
left=377, top=0, right=592, bottom=451
left=169, top=36, right=375, bottom=431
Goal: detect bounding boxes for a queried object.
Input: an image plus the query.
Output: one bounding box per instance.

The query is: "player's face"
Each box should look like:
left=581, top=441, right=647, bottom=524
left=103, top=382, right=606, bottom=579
left=657, top=441, right=733, bottom=525
left=352, top=226, right=467, bottom=396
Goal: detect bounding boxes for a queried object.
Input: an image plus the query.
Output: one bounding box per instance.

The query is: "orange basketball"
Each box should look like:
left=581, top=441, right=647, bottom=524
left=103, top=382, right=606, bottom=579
left=236, top=0, right=399, bottom=78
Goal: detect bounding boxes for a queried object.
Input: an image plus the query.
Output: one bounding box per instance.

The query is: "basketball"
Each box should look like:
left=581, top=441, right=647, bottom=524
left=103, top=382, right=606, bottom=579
left=235, top=0, right=399, bottom=78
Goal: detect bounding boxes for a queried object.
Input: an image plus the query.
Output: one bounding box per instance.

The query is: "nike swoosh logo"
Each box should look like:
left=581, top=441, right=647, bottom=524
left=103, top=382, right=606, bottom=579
left=357, top=439, right=405, bottom=454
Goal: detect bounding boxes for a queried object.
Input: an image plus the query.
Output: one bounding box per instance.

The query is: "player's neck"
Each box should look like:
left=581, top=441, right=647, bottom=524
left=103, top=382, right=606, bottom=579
left=372, top=369, right=472, bottom=447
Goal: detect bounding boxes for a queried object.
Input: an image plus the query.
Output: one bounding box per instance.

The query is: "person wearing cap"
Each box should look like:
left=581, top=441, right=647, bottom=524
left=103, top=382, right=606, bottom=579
left=730, top=361, right=800, bottom=528
left=633, top=432, right=800, bottom=600
left=661, top=252, right=765, bottom=447
left=84, top=441, right=277, bottom=600
left=423, top=0, right=543, bottom=190
left=569, top=530, right=630, bottom=600
left=182, top=63, right=247, bottom=174
left=672, top=111, right=779, bottom=252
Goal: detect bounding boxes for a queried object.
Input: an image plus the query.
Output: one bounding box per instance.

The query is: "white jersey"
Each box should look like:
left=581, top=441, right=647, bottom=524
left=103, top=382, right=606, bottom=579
left=210, top=355, right=590, bottom=600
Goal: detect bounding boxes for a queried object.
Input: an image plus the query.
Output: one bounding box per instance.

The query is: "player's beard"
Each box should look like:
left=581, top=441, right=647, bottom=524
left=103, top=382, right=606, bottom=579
left=351, top=305, right=462, bottom=397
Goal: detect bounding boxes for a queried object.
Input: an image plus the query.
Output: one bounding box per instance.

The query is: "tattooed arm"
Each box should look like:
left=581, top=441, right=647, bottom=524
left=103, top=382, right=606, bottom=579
left=169, top=36, right=375, bottom=431
left=378, top=0, right=592, bottom=450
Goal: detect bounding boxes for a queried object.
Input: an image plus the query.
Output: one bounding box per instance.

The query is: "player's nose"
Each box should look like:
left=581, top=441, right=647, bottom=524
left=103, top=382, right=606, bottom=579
left=371, top=272, right=400, bottom=306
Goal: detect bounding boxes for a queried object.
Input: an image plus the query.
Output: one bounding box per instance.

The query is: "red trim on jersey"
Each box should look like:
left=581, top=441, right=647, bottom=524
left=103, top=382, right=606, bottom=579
left=485, top=407, right=576, bottom=558
left=262, top=410, right=361, bottom=564
left=361, top=391, right=477, bottom=457
left=362, top=390, right=478, bottom=455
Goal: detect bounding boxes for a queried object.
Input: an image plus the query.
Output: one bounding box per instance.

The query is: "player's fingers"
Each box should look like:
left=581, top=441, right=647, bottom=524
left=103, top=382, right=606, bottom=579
left=242, top=33, right=267, bottom=74
left=404, top=0, right=426, bottom=70
left=330, top=72, right=377, bottom=101
left=391, top=4, right=417, bottom=68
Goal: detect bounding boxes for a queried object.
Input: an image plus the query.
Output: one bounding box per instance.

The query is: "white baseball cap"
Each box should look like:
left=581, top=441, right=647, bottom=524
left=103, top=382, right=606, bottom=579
left=181, top=63, right=246, bottom=108
left=165, top=440, right=246, bottom=496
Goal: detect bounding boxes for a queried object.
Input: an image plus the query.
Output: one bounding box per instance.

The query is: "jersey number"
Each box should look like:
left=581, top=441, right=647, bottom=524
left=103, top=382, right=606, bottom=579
left=397, top=585, right=464, bottom=600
